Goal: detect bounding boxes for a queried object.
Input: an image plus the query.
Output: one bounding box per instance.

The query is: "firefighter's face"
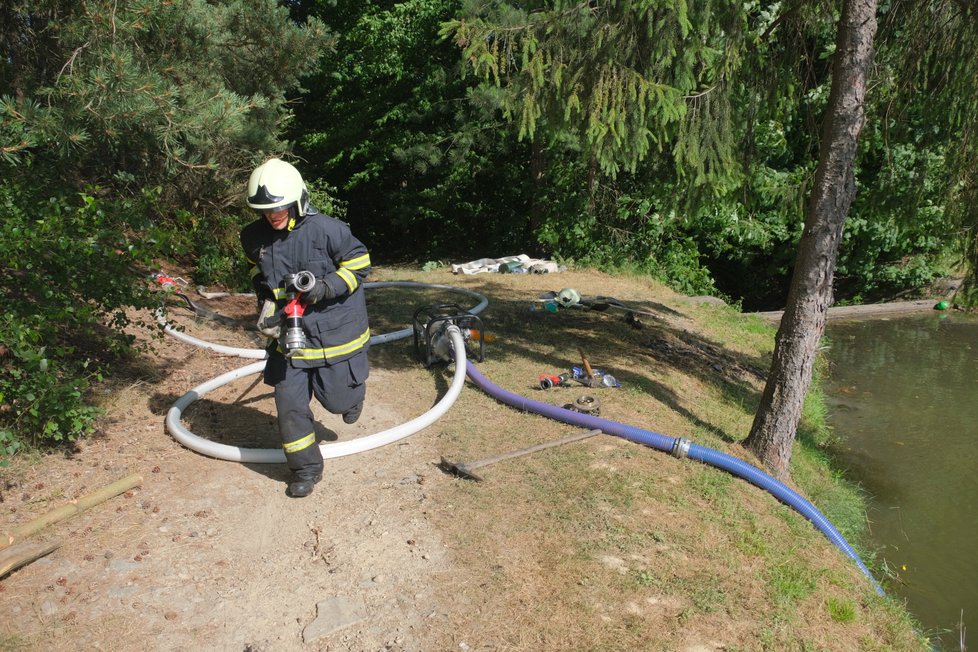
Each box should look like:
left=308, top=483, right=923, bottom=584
left=263, top=208, right=290, bottom=230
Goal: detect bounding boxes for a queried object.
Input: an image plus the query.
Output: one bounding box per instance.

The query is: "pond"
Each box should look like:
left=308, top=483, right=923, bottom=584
left=823, top=312, right=978, bottom=650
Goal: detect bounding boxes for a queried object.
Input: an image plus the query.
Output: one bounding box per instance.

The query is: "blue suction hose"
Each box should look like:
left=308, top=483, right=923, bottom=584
left=464, top=364, right=883, bottom=596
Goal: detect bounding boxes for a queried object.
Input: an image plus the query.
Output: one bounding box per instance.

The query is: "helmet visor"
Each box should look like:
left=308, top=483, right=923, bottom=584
left=248, top=184, right=285, bottom=209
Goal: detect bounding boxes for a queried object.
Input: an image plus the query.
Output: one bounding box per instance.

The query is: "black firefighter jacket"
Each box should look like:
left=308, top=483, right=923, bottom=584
left=240, top=208, right=371, bottom=368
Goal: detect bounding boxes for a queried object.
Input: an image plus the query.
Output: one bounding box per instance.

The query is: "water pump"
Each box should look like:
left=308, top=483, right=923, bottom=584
left=412, top=304, right=486, bottom=367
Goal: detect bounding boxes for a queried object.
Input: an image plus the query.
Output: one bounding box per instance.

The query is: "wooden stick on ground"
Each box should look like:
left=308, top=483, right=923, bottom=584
left=1, top=472, right=143, bottom=551
left=0, top=539, right=63, bottom=578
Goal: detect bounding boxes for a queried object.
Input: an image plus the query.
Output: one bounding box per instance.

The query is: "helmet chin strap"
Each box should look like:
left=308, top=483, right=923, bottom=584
left=286, top=201, right=307, bottom=231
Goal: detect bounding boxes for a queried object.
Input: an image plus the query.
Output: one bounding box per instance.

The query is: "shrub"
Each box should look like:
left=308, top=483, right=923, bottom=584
left=0, top=181, right=160, bottom=459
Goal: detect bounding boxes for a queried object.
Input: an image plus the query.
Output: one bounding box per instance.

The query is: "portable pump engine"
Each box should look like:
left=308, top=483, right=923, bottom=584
left=412, top=304, right=486, bottom=367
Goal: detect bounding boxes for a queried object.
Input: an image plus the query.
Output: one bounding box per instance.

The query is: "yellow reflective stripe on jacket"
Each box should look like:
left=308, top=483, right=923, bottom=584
left=290, top=327, right=370, bottom=361
left=283, top=432, right=315, bottom=453
left=272, top=287, right=288, bottom=300
left=337, top=267, right=357, bottom=293
left=249, top=266, right=261, bottom=280
left=340, top=253, right=370, bottom=271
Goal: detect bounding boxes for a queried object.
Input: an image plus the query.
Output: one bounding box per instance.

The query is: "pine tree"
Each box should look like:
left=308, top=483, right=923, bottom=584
left=441, top=0, right=746, bottom=187
left=0, top=0, right=329, bottom=206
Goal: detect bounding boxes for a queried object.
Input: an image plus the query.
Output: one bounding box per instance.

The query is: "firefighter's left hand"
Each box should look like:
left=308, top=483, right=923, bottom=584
left=301, top=278, right=334, bottom=304
left=257, top=299, right=283, bottom=338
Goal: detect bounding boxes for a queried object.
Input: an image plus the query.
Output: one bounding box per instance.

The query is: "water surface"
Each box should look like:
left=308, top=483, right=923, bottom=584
left=824, top=312, right=978, bottom=648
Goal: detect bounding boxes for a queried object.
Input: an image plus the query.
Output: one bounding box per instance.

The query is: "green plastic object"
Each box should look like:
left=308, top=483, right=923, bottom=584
left=934, top=300, right=950, bottom=311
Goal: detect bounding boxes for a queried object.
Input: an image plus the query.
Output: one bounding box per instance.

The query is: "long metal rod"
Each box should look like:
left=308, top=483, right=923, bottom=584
left=466, top=428, right=603, bottom=470
left=440, top=428, right=604, bottom=481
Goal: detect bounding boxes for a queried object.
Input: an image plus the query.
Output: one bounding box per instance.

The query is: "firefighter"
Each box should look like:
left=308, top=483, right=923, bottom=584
left=240, top=158, right=371, bottom=497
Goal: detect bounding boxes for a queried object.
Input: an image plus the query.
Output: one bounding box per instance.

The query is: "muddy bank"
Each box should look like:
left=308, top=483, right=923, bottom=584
left=750, top=299, right=949, bottom=323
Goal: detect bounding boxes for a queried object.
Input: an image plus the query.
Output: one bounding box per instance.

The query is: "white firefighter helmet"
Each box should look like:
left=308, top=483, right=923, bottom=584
left=246, top=158, right=308, bottom=213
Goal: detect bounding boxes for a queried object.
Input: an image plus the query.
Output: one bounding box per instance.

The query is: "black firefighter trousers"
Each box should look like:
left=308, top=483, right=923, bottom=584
left=264, top=351, right=368, bottom=479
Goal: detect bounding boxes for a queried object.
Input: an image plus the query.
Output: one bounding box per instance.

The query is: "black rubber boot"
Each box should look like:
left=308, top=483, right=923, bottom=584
left=342, top=402, right=363, bottom=424
left=288, top=472, right=322, bottom=498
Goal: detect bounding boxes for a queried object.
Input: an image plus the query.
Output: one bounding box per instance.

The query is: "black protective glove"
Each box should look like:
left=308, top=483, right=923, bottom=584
left=300, top=277, right=335, bottom=304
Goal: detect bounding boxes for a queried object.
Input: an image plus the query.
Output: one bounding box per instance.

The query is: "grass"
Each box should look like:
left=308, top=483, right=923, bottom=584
left=0, top=263, right=937, bottom=651
left=371, top=267, right=929, bottom=649
left=827, top=596, right=859, bottom=623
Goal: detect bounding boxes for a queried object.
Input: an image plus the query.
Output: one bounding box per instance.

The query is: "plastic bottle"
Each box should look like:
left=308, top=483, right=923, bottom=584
left=600, top=374, right=620, bottom=388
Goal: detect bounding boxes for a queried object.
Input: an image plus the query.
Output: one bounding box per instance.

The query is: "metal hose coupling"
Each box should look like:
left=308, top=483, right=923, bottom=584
left=292, top=270, right=317, bottom=293
left=431, top=324, right=462, bottom=362
left=671, top=437, right=691, bottom=459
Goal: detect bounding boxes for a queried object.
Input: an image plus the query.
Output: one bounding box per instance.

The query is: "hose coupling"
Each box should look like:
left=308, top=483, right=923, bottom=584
left=563, top=395, right=601, bottom=416
left=430, top=323, right=462, bottom=362
left=671, top=437, right=691, bottom=459
left=292, top=270, right=317, bottom=293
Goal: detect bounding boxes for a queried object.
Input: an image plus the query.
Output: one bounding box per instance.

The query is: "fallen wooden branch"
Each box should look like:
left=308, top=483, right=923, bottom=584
left=1, top=472, right=143, bottom=551
left=0, top=538, right=62, bottom=578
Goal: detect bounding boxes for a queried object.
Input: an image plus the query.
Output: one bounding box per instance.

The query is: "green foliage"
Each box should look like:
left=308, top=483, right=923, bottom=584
left=442, top=0, right=745, bottom=185
left=684, top=0, right=964, bottom=309
left=0, top=0, right=336, bottom=459
left=0, top=0, right=328, bottom=209
left=0, top=317, right=102, bottom=456
left=146, top=208, right=250, bottom=288
left=284, top=0, right=972, bottom=311
left=873, top=0, right=978, bottom=267
left=526, top=153, right=718, bottom=295
left=0, top=181, right=161, bottom=456
left=429, top=0, right=967, bottom=309
left=291, top=0, right=539, bottom=262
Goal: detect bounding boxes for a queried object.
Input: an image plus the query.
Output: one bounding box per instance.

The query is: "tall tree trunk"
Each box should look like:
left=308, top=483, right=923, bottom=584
left=744, top=0, right=878, bottom=480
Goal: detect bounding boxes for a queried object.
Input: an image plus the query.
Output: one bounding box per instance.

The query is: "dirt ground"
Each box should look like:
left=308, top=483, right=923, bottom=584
left=0, top=267, right=927, bottom=651
left=1, top=280, right=485, bottom=651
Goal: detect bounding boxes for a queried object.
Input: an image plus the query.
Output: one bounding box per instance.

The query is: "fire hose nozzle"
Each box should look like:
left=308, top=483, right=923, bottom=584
left=292, top=270, right=317, bottom=293
left=278, top=271, right=315, bottom=358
